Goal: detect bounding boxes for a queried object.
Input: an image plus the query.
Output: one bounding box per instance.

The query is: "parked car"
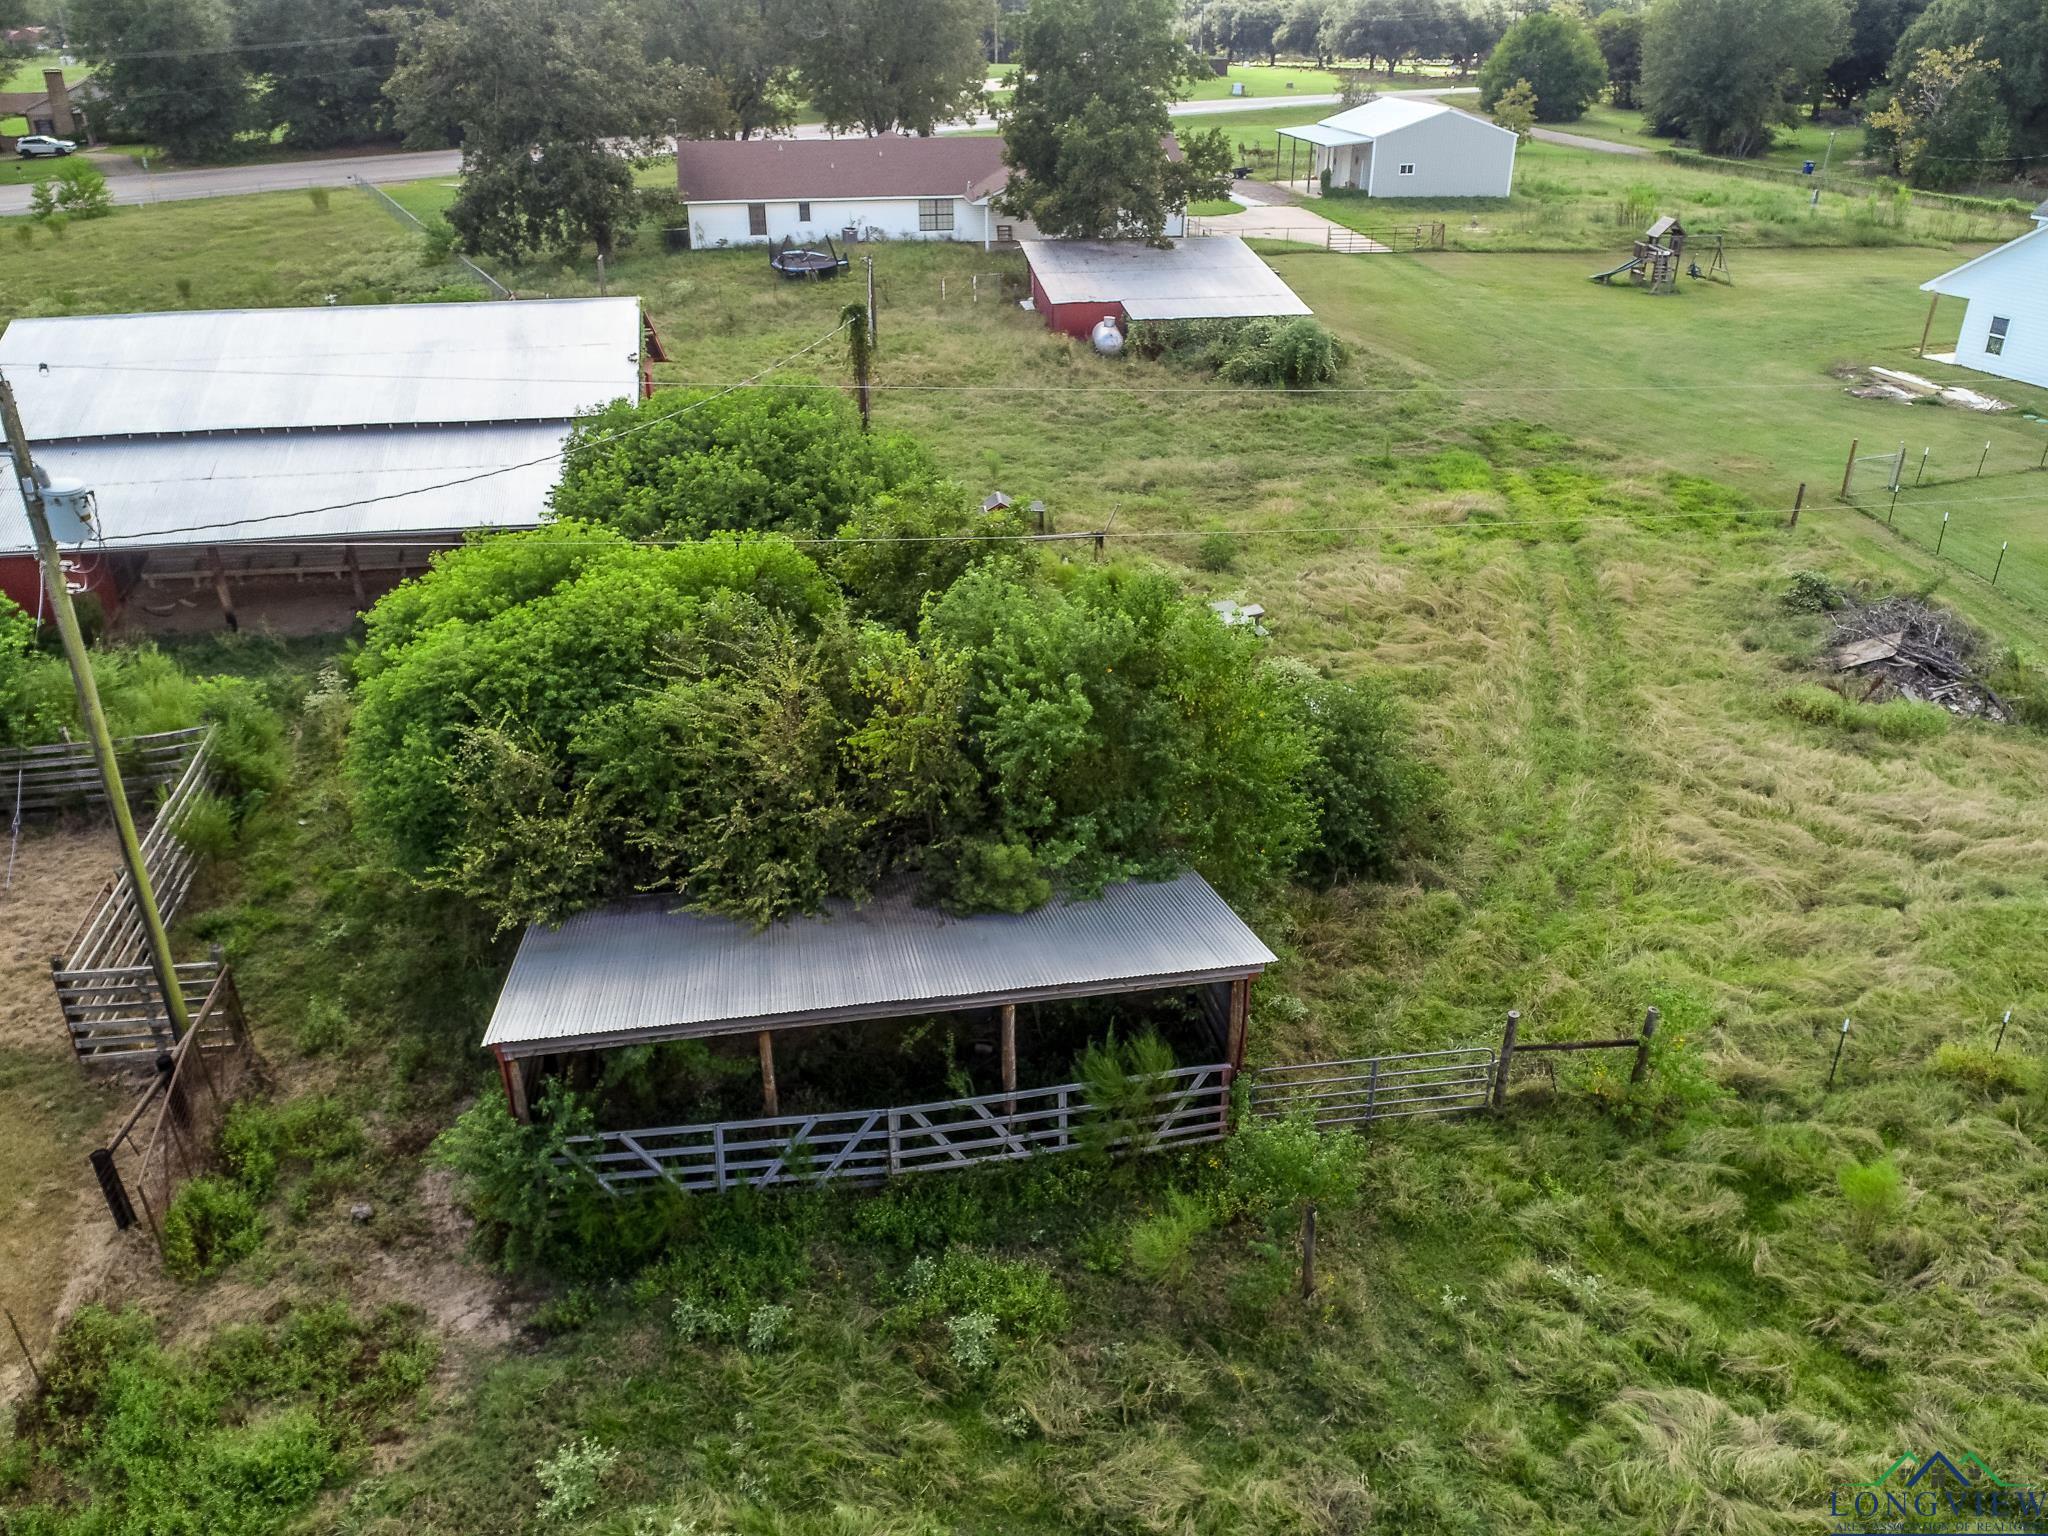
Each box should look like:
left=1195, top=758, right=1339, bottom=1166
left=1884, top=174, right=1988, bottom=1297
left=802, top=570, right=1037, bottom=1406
left=16, top=135, right=75, bottom=158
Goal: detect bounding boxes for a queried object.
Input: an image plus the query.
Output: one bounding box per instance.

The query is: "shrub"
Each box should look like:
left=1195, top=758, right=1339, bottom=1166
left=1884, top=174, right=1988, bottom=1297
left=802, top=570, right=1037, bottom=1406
left=161, top=1176, right=264, bottom=1279
left=1783, top=571, right=1845, bottom=612
left=1126, top=1188, right=1218, bottom=1285
left=744, top=1302, right=793, bottom=1353
left=1283, top=664, right=1440, bottom=885
left=1225, top=1115, right=1369, bottom=1232
left=1076, top=1029, right=1179, bottom=1156
left=534, top=1436, right=619, bottom=1524
left=891, top=1247, right=1068, bottom=1339
left=49, top=161, right=112, bottom=219
left=946, top=1310, right=1000, bottom=1375
left=169, top=790, right=236, bottom=860
left=306, top=186, right=330, bottom=213
left=1837, top=1157, right=1905, bottom=1243
left=1195, top=528, right=1238, bottom=573
left=1214, top=317, right=1346, bottom=388
left=1478, top=11, right=1607, bottom=121
left=221, top=1095, right=367, bottom=1201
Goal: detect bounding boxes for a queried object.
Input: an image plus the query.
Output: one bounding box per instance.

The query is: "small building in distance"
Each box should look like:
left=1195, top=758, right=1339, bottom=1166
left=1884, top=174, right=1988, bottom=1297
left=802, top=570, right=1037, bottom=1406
left=1919, top=214, right=2048, bottom=392
left=1021, top=235, right=1310, bottom=341
left=0, top=297, right=655, bottom=630
left=0, top=68, right=98, bottom=142
left=673, top=135, right=1188, bottom=250
left=1276, top=97, right=1516, bottom=199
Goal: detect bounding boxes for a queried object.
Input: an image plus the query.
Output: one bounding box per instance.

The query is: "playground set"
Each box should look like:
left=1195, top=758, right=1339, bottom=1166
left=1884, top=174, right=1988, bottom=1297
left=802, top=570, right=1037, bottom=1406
left=1591, top=216, right=1730, bottom=293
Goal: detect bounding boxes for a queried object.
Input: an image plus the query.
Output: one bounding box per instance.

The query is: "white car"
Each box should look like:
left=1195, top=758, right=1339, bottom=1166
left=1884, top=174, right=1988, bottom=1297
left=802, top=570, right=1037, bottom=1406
left=16, top=135, right=76, bottom=158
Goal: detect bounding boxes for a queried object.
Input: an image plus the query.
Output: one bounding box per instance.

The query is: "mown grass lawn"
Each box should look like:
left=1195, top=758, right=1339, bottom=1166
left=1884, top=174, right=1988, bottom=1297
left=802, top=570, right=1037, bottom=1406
left=4, top=179, right=2048, bottom=1536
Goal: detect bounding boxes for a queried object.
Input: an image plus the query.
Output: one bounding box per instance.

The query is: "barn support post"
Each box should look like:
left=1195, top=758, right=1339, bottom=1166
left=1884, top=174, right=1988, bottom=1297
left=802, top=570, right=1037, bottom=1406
left=344, top=547, right=367, bottom=608
left=1629, top=1005, right=1661, bottom=1084
left=207, top=548, right=238, bottom=632
left=1225, top=976, right=1251, bottom=1071
left=999, top=1002, right=1017, bottom=1114
left=493, top=1046, right=530, bottom=1123
left=1918, top=293, right=1939, bottom=357
left=758, top=1030, right=779, bottom=1117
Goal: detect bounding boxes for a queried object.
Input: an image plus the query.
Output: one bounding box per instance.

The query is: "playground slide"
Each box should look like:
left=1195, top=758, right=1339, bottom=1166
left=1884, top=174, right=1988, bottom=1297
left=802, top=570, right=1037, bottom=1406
left=1589, top=255, right=1646, bottom=284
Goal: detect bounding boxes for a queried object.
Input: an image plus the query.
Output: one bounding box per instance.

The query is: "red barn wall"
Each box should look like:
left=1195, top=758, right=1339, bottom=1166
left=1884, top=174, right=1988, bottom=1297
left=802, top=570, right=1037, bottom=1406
left=0, top=551, right=124, bottom=622
left=1027, top=259, right=1128, bottom=341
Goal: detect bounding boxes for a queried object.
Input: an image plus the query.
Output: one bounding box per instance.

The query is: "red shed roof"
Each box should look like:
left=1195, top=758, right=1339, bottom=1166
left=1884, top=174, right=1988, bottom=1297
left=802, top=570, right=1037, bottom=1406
left=676, top=136, right=1011, bottom=203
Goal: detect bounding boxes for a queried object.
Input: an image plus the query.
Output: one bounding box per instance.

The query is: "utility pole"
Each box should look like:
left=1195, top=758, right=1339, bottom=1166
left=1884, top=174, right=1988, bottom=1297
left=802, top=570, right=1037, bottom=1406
left=0, top=376, right=193, bottom=1044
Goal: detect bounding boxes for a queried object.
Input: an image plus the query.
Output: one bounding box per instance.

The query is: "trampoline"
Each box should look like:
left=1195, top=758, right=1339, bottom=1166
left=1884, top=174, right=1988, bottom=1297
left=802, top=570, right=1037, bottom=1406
left=769, top=234, right=850, bottom=281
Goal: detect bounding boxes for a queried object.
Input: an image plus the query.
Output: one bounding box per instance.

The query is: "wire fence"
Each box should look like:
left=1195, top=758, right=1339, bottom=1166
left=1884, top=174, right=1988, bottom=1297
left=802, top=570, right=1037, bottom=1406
left=351, top=176, right=510, bottom=300
left=1838, top=434, right=2048, bottom=610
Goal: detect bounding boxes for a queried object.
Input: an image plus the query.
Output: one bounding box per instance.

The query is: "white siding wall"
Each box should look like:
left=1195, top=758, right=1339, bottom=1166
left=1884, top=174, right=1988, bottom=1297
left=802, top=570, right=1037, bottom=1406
left=1362, top=112, right=1514, bottom=198
left=1951, top=289, right=2048, bottom=392
left=688, top=196, right=976, bottom=248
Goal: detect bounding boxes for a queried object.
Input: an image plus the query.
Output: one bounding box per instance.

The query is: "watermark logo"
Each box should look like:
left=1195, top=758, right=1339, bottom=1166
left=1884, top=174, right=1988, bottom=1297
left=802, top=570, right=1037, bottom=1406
left=1830, top=1451, right=2047, bottom=1534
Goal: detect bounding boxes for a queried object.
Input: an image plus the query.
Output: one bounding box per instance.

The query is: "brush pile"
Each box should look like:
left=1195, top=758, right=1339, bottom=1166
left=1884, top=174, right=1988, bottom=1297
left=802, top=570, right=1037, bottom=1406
left=1828, top=595, right=2013, bottom=722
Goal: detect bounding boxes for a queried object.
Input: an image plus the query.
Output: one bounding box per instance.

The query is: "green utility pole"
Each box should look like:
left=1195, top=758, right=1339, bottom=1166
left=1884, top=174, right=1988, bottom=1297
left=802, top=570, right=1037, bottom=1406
left=0, top=375, right=194, bottom=1044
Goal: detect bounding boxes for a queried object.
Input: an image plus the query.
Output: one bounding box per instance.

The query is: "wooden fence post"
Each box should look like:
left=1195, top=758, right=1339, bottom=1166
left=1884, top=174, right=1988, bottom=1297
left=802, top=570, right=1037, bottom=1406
left=757, top=1030, right=779, bottom=1117
left=1840, top=439, right=1858, bottom=500
left=1299, top=1201, right=1317, bottom=1299
left=999, top=1003, right=1017, bottom=1115
left=1629, top=1006, right=1661, bottom=1084
left=89, top=1147, right=135, bottom=1229
left=1492, top=1010, right=1519, bottom=1109
left=1789, top=483, right=1805, bottom=528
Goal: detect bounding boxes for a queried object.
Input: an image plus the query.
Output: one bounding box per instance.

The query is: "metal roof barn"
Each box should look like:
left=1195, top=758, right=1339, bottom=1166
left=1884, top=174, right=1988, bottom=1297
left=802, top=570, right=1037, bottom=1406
left=482, top=870, right=1275, bottom=1059
left=0, top=298, right=642, bottom=441
left=0, top=297, right=646, bottom=625
left=1021, top=236, right=1310, bottom=339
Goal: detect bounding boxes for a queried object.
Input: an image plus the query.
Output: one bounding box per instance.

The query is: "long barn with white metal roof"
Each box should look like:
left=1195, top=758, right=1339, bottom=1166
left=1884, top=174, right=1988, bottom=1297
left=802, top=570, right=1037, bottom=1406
left=0, top=297, right=655, bottom=630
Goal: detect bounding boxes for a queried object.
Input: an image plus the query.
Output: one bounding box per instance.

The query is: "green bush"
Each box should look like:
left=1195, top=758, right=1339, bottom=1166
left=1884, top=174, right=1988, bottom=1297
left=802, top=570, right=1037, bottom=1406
left=1224, top=1115, right=1369, bottom=1232
left=1195, top=528, right=1238, bottom=573
left=1126, top=1187, right=1218, bottom=1285
left=1215, top=317, right=1347, bottom=388
left=1929, top=1042, right=2040, bottom=1095
left=221, top=1096, right=367, bottom=1202
left=161, top=1176, right=264, bottom=1280
left=1783, top=571, right=1845, bottom=612
left=169, top=790, right=237, bottom=860
left=1283, top=664, right=1441, bottom=885
left=889, top=1246, right=1068, bottom=1340
left=533, top=1436, right=618, bottom=1524
left=1837, top=1157, right=1905, bottom=1243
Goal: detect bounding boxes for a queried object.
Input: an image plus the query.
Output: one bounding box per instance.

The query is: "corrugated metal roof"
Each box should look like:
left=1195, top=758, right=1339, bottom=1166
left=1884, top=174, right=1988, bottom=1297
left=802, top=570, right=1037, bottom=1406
left=0, top=297, right=642, bottom=441
left=0, top=424, right=568, bottom=554
left=481, top=871, right=1276, bottom=1054
left=1022, top=237, right=1311, bottom=320
left=1318, top=97, right=1457, bottom=139
left=1277, top=122, right=1370, bottom=148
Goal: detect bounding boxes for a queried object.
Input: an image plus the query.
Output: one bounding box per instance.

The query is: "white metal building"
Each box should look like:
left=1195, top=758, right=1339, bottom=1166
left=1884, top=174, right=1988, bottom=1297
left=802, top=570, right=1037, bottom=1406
left=1920, top=218, right=2048, bottom=392
left=1276, top=98, right=1517, bottom=199
left=0, top=298, right=649, bottom=627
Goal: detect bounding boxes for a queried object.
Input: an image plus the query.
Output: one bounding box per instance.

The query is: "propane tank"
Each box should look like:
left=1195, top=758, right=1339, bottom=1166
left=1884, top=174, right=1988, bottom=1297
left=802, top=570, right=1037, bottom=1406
left=1090, top=315, right=1124, bottom=355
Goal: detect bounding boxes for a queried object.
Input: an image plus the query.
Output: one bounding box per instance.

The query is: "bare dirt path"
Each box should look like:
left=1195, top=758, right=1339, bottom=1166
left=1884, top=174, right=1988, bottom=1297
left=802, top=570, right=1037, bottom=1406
left=0, top=824, right=134, bottom=1407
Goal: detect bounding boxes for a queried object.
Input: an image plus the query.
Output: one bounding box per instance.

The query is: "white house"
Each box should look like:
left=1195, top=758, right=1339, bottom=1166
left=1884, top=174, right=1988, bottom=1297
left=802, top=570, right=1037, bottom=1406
left=1276, top=97, right=1516, bottom=199
left=673, top=136, right=1183, bottom=250
left=1919, top=215, right=2048, bottom=392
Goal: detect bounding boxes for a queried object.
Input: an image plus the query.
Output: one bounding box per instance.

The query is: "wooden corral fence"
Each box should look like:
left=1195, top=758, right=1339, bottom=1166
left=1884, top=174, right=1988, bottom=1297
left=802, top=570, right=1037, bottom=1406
left=560, top=1063, right=1234, bottom=1196
left=89, top=966, right=255, bottom=1245
left=50, top=727, right=221, bottom=1064
left=1492, top=1007, right=1660, bottom=1106
left=0, top=725, right=209, bottom=818
left=1248, top=1046, right=1498, bottom=1127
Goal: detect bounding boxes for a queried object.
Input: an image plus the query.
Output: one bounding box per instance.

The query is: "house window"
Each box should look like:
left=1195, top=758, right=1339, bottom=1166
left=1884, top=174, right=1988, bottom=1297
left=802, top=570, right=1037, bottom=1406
left=1987, top=315, right=2010, bottom=357
left=918, top=198, right=954, bottom=233
left=797, top=200, right=811, bottom=222
left=747, top=203, right=767, bottom=237
left=995, top=224, right=1014, bottom=243
left=1398, top=162, right=1416, bottom=176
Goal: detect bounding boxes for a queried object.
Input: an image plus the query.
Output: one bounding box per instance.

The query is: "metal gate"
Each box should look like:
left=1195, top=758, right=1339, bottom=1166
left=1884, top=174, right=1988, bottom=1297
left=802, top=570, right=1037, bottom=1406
left=1248, top=1047, right=1496, bottom=1129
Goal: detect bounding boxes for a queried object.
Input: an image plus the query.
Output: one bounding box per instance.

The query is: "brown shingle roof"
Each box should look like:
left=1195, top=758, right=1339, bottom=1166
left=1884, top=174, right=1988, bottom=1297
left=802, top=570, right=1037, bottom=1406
left=676, top=136, right=1011, bottom=204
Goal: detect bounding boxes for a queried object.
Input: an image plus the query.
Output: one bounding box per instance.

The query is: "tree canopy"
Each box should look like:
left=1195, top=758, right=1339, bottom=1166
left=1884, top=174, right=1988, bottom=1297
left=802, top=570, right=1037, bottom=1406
left=1640, top=0, right=1849, bottom=155
left=72, top=0, right=252, bottom=159
left=999, top=0, right=1233, bottom=241
left=1593, top=9, right=1645, bottom=109
left=1478, top=10, right=1608, bottom=122
left=1824, top=0, right=1931, bottom=109
left=791, top=0, right=990, bottom=135
left=1867, top=40, right=2008, bottom=187
left=1890, top=0, right=2048, bottom=158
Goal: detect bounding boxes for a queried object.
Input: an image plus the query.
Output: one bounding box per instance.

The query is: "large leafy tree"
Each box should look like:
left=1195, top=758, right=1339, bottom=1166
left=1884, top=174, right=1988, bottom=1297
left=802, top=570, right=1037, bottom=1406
left=1823, top=0, right=1930, bottom=108
left=72, top=0, right=252, bottom=159
left=786, top=0, right=989, bottom=136
left=636, top=0, right=794, bottom=139
left=1867, top=40, right=2008, bottom=186
left=1593, top=8, right=1644, bottom=108
left=1477, top=9, right=1607, bottom=121
left=1000, top=0, right=1232, bottom=241
left=384, top=0, right=725, bottom=258
left=1891, top=0, right=2048, bottom=154
left=237, top=0, right=410, bottom=148
left=1640, top=0, right=1849, bottom=155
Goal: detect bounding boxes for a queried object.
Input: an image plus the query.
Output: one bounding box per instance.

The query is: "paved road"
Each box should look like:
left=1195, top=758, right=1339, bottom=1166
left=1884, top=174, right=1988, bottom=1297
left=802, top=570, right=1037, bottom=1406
left=0, top=147, right=463, bottom=214
left=0, top=86, right=1519, bottom=214
left=1530, top=126, right=1648, bottom=155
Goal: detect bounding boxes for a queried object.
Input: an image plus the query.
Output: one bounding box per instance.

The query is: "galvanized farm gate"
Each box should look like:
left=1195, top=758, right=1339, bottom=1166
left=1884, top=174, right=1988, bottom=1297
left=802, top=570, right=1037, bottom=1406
left=1, top=725, right=210, bottom=819
left=559, top=1062, right=1234, bottom=1195
left=89, top=965, right=256, bottom=1244
left=49, top=727, right=221, bottom=1063
left=1247, top=1046, right=1498, bottom=1128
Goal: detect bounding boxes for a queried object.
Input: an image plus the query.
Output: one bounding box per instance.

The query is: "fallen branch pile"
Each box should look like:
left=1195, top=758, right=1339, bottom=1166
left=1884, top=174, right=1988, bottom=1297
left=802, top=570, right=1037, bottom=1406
left=1828, top=596, right=2013, bottom=723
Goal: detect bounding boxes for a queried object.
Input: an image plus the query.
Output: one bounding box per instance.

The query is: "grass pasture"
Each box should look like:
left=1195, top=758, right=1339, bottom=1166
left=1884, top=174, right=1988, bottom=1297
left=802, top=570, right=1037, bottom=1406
left=3, top=166, right=2048, bottom=1536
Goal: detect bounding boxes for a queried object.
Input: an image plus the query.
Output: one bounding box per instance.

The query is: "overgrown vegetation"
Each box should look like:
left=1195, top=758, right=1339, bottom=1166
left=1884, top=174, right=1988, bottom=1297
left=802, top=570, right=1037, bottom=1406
left=1127, top=315, right=1348, bottom=387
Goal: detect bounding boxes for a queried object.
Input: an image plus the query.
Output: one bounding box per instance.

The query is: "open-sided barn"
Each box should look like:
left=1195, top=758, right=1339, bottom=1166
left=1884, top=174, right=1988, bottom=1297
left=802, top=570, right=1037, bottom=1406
left=1021, top=236, right=1311, bottom=341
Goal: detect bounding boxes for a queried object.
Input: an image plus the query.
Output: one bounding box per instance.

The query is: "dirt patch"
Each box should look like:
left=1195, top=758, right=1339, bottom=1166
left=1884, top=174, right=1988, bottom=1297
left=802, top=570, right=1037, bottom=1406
left=0, top=823, right=132, bottom=1407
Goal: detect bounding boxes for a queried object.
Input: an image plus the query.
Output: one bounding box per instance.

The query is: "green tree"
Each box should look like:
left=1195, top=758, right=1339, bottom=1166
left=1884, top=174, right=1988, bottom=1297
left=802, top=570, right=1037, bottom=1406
left=384, top=0, right=726, bottom=258
left=1824, top=0, right=1930, bottom=108
left=829, top=486, right=1028, bottom=633
left=1593, top=8, right=1644, bottom=107
left=72, top=0, right=252, bottom=159
left=1640, top=0, right=1849, bottom=155
left=239, top=0, right=406, bottom=148
left=1478, top=10, right=1607, bottom=121
left=999, top=0, right=1233, bottom=241
left=1890, top=0, right=2046, bottom=155
left=549, top=388, right=941, bottom=540
left=1280, top=665, right=1439, bottom=885
left=1867, top=39, right=2007, bottom=186
left=637, top=0, right=795, bottom=139
left=1491, top=76, right=1537, bottom=139
left=1274, top=0, right=1334, bottom=65
left=791, top=0, right=990, bottom=135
